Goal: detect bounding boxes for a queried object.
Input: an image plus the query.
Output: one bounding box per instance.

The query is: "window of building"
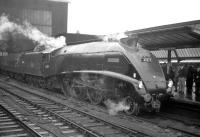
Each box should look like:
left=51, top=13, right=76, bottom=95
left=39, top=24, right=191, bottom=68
left=21, top=9, right=52, bottom=35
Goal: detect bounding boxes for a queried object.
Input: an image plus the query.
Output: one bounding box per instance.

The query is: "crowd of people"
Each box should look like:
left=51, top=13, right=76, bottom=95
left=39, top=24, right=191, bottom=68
left=161, top=63, right=200, bottom=97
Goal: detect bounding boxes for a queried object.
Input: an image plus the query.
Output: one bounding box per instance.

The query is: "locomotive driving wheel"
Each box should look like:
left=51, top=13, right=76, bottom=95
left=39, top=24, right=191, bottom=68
left=87, top=88, right=103, bottom=105
left=38, top=79, right=46, bottom=89
left=61, top=78, right=70, bottom=97
left=124, top=96, right=140, bottom=115
left=69, top=81, right=87, bottom=100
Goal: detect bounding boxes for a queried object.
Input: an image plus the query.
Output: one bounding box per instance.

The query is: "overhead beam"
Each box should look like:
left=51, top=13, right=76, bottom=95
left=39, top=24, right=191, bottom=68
left=156, top=56, right=200, bottom=60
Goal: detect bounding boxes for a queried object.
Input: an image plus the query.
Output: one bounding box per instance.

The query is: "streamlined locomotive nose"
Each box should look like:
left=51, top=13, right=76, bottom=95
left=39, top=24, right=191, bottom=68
left=125, top=48, right=167, bottom=93
left=139, top=55, right=167, bottom=93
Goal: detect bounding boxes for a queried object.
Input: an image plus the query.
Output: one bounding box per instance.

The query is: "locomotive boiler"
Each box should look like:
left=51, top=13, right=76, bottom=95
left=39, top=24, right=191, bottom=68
left=0, top=34, right=168, bottom=115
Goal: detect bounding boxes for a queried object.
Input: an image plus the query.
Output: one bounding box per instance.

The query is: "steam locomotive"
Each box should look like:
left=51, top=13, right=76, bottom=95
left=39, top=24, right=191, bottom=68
left=0, top=34, right=169, bottom=115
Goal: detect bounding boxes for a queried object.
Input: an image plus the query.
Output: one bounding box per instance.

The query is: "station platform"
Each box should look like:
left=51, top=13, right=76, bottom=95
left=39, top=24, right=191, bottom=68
left=169, top=87, right=200, bottom=109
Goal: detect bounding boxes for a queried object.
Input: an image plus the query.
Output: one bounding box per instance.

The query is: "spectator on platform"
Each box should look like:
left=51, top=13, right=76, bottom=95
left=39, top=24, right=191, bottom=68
left=162, top=63, right=168, bottom=80
left=168, top=65, right=175, bottom=85
left=178, top=65, right=186, bottom=94
left=174, top=65, right=180, bottom=92
left=186, top=65, right=195, bottom=95
left=194, top=66, right=200, bottom=96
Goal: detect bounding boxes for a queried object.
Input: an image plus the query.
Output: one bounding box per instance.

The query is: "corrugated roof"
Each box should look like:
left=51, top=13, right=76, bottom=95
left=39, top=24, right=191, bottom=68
left=126, top=20, right=200, bottom=50
left=126, top=20, right=200, bottom=60
left=151, top=48, right=200, bottom=60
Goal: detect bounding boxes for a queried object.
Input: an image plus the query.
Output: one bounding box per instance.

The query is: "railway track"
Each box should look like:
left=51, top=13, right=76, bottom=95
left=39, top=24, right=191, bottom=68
left=0, top=101, right=42, bottom=137
left=0, top=81, right=150, bottom=137
left=0, top=77, right=198, bottom=137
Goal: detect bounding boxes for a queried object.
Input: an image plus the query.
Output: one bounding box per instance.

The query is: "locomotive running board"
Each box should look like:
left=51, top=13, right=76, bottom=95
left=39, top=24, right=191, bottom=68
left=71, top=70, right=147, bottom=95
left=72, top=70, right=139, bottom=86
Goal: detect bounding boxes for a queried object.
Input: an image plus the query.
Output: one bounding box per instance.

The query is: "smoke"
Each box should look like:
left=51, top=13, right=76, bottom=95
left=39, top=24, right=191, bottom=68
left=0, top=14, right=66, bottom=52
left=104, top=99, right=130, bottom=115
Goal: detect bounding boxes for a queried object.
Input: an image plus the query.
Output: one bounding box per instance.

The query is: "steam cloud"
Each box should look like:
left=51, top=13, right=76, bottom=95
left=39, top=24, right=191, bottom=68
left=0, top=14, right=66, bottom=52
left=104, top=99, right=130, bottom=115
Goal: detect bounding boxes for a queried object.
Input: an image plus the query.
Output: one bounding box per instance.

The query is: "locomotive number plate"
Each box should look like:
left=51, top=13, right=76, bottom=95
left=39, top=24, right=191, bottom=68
left=141, top=56, right=152, bottom=62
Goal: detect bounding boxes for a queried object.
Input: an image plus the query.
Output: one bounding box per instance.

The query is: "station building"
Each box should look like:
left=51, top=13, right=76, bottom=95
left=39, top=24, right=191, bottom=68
left=0, top=0, right=68, bottom=36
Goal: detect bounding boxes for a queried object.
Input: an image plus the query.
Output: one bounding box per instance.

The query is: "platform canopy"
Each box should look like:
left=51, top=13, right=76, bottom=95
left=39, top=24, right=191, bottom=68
left=125, top=20, right=200, bottom=61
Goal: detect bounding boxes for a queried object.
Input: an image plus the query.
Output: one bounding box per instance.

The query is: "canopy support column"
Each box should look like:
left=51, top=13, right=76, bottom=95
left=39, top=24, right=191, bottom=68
left=167, top=49, right=171, bottom=76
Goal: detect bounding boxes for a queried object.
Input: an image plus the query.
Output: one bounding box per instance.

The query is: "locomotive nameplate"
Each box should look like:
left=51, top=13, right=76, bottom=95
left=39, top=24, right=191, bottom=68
left=107, top=58, right=119, bottom=63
